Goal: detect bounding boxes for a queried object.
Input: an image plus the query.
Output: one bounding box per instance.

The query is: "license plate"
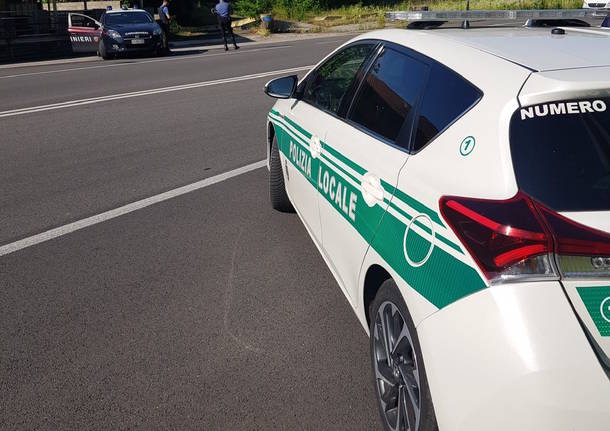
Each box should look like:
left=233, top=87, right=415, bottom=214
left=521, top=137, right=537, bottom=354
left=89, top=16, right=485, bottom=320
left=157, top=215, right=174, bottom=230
left=131, top=39, right=145, bottom=45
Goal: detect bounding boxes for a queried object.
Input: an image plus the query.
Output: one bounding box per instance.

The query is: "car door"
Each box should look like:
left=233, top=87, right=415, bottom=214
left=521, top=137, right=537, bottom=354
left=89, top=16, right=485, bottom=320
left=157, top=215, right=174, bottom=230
left=318, top=45, right=430, bottom=300
left=280, top=42, right=378, bottom=243
left=69, top=13, right=102, bottom=53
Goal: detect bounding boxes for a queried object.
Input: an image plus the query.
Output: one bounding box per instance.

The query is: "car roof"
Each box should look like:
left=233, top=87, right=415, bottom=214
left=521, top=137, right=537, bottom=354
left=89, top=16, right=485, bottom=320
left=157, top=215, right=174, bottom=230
left=434, top=27, right=610, bottom=71
left=359, top=27, right=610, bottom=72
left=105, top=9, right=148, bottom=14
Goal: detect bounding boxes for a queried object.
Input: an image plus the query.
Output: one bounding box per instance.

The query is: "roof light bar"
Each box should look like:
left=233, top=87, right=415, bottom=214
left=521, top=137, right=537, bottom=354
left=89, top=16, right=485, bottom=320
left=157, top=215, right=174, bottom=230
left=386, top=9, right=608, bottom=22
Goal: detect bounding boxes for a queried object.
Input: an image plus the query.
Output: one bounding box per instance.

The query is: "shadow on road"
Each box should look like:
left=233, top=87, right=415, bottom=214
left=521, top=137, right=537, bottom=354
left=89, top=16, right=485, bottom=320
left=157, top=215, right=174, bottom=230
left=168, top=49, right=209, bottom=56
left=168, top=32, right=255, bottom=48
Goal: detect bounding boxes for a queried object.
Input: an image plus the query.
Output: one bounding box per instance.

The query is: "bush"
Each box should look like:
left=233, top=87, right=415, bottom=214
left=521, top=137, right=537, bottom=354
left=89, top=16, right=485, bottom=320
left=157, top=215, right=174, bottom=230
left=236, top=0, right=325, bottom=19
left=235, top=0, right=273, bottom=17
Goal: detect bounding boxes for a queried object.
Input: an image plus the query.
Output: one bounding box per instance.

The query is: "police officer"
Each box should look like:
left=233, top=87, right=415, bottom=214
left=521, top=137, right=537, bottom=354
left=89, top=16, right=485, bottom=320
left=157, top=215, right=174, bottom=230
left=158, top=0, right=171, bottom=52
left=214, top=0, right=239, bottom=51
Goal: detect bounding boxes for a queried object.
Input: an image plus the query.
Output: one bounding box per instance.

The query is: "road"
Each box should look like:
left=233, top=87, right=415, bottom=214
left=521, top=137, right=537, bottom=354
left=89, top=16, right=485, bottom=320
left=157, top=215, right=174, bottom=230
left=0, top=35, right=382, bottom=430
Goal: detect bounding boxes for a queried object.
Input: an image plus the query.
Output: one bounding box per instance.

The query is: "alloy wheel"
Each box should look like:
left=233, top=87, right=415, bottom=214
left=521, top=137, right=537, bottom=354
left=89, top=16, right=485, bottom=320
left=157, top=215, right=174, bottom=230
left=373, top=301, right=421, bottom=431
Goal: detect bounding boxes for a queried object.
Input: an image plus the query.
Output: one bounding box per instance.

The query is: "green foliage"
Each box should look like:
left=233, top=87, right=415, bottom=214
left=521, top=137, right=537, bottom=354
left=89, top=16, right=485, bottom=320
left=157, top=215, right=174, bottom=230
left=234, top=0, right=273, bottom=17
left=168, top=0, right=584, bottom=24
left=236, top=0, right=324, bottom=19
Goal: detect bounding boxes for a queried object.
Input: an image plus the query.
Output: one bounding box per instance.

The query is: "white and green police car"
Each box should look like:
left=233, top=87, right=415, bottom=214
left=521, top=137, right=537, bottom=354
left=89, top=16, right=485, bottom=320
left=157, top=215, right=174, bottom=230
left=264, top=10, right=610, bottom=431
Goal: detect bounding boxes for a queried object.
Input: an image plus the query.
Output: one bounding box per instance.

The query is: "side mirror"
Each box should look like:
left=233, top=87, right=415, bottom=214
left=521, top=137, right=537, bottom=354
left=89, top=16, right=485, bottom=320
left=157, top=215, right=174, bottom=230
left=264, top=75, right=297, bottom=99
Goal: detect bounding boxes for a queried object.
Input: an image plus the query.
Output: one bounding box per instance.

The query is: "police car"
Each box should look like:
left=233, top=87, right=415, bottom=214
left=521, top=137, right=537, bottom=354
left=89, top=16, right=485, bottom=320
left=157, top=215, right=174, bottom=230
left=99, top=9, right=165, bottom=60
left=264, top=9, right=610, bottom=431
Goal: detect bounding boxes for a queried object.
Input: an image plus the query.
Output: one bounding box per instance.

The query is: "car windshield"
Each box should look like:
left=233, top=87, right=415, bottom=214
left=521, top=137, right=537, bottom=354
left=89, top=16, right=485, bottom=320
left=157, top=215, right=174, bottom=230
left=510, top=97, right=610, bottom=211
left=104, top=12, right=152, bottom=25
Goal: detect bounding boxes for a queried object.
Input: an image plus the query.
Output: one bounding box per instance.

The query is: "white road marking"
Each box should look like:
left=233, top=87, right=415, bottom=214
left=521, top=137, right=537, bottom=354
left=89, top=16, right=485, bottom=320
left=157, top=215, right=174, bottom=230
left=0, top=65, right=312, bottom=118
left=0, top=45, right=292, bottom=79
left=0, top=160, right=267, bottom=257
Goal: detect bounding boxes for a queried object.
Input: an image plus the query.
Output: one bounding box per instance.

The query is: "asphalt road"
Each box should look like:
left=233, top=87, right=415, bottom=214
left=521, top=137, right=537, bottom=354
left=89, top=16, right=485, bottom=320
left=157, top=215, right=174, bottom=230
left=0, top=35, right=382, bottom=430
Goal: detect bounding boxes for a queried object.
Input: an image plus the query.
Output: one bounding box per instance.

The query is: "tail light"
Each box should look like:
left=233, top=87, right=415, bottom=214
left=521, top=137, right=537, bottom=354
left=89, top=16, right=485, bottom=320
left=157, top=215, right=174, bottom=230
left=440, top=192, right=610, bottom=283
left=440, top=192, right=556, bottom=283
left=538, top=207, right=610, bottom=278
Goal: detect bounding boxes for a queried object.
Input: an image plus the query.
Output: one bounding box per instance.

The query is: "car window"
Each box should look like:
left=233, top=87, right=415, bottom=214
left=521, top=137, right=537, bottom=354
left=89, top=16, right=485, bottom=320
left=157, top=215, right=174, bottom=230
left=302, top=43, right=375, bottom=115
left=104, top=12, right=152, bottom=25
left=412, top=64, right=481, bottom=152
left=510, top=97, right=610, bottom=211
left=349, top=47, right=428, bottom=144
left=71, top=14, right=90, bottom=27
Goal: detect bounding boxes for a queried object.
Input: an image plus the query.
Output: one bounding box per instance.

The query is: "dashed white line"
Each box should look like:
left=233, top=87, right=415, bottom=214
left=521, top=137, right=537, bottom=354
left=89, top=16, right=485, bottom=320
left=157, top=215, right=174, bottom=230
left=0, top=65, right=312, bottom=118
left=0, top=160, right=267, bottom=257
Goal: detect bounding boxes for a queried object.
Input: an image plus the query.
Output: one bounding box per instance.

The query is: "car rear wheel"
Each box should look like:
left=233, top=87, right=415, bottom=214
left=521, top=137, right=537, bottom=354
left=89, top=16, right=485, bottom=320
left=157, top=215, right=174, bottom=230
left=370, top=280, right=437, bottom=431
left=269, top=135, right=294, bottom=213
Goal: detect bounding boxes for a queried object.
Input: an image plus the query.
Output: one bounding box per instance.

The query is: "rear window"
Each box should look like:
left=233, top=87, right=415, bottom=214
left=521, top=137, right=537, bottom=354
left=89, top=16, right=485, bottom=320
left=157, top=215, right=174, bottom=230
left=510, top=97, right=610, bottom=211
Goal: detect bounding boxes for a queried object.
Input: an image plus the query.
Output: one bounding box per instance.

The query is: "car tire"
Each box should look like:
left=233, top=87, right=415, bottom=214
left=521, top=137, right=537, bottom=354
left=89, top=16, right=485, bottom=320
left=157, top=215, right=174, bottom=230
left=155, top=46, right=169, bottom=57
left=369, top=279, right=438, bottom=431
left=269, top=135, right=294, bottom=213
left=99, top=41, right=112, bottom=60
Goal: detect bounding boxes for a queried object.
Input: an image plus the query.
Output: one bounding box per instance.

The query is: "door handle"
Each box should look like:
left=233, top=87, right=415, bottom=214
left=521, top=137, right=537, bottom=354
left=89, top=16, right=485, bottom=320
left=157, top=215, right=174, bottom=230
left=310, top=135, right=322, bottom=159
left=361, top=173, right=384, bottom=207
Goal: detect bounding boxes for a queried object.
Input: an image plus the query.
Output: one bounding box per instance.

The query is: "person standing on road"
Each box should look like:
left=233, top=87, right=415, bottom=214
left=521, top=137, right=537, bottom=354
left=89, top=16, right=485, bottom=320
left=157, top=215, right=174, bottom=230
left=158, top=0, right=171, bottom=52
left=214, top=0, right=239, bottom=51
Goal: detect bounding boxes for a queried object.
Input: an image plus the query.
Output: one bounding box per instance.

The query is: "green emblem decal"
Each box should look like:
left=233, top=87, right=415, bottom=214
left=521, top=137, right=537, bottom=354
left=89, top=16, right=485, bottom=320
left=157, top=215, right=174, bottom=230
left=459, top=136, right=476, bottom=156
left=576, top=286, right=610, bottom=337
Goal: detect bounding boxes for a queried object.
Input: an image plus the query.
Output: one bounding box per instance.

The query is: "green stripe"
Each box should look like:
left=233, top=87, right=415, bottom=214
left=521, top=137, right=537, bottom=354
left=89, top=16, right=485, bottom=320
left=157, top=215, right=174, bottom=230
left=576, top=286, right=610, bottom=337
left=282, top=115, right=312, bottom=140
left=318, top=158, right=385, bottom=245
left=322, top=141, right=367, bottom=176
left=382, top=179, right=446, bottom=228
left=272, top=114, right=311, bottom=144
left=435, top=233, right=463, bottom=254
left=270, top=117, right=309, bottom=149
left=272, top=116, right=360, bottom=189
left=273, top=121, right=317, bottom=187
left=372, top=210, right=484, bottom=308
left=321, top=153, right=361, bottom=186
left=272, top=116, right=361, bottom=187
left=388, top=200, right=463, bottom=255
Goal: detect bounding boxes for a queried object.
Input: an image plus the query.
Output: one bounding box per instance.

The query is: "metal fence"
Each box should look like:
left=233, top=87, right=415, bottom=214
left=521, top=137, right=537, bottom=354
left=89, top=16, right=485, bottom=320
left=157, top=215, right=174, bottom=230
left=0, top=9, right=102, bottom=62
left=0, top=10, right=68, bottom=37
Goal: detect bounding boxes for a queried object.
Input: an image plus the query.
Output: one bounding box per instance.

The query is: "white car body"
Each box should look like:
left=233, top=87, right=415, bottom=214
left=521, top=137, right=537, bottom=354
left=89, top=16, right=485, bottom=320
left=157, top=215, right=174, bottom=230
left=266, top=26, right=610, bottom=430
left=583, top=1, right=610, bottom=8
